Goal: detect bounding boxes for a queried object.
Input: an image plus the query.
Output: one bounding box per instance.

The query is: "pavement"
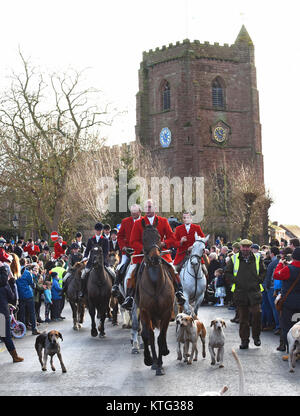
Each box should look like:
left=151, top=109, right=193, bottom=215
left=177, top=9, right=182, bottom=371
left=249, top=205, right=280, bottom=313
left=0, top=301, right=300, bottom=396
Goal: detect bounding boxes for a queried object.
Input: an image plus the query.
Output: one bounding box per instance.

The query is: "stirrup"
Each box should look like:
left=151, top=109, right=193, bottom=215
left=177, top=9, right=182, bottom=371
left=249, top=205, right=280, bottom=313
left=121, top=296, right=133, bottom=310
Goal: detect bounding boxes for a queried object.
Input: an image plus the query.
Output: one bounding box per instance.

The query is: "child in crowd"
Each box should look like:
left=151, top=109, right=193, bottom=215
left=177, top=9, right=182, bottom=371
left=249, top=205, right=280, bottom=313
left=214, top=268, right=226, bottom=307
left=43, top=281, right=52, bottom=323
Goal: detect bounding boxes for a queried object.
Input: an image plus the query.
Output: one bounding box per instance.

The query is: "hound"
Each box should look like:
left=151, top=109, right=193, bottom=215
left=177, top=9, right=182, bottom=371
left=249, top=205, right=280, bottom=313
left=176, top=313, right=206, bottom=364
left=35, top=330, right=67, bottom=373
left=208, top=318, right=226, bottom=368
left=287, top=321, right=300, bottom=373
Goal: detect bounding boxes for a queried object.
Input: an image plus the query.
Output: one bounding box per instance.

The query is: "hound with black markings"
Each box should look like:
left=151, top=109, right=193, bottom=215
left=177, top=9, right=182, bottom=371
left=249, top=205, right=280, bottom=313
left=35, top=330, right=67, bottom=373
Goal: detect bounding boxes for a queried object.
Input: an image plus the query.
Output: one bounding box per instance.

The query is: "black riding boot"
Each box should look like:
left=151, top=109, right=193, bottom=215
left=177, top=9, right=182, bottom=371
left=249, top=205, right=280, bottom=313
left=173, top=278, right=186, bottom=306
left=121, top=287, right=135, bottom=310
left=111, top=270, right=122, bottom=297
left=79, top=277, right=87, bottom=298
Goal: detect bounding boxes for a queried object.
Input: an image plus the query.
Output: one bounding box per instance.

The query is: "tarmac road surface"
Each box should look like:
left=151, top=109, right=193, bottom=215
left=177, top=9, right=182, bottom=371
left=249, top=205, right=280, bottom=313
left=0, top=301, right=299, bottom=396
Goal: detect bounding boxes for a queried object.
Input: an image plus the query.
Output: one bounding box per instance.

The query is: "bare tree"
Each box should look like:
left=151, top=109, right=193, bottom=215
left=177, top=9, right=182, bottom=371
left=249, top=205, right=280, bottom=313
left=0, top=52, right=115, bottom=236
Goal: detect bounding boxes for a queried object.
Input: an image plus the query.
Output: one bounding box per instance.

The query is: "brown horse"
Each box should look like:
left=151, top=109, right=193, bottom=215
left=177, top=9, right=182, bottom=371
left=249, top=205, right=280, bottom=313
left=135, top=218, right=175, bottom=376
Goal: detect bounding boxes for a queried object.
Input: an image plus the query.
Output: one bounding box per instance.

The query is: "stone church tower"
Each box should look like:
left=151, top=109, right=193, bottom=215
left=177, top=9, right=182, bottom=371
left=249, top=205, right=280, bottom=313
left=135, top=26, right=266, bottom=241
left=136, top=25, right=264, bottom=182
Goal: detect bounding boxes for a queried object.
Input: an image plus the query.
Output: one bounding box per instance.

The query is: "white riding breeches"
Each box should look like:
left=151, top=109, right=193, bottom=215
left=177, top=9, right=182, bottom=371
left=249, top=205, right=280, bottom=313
left=116, top=254, right=129, bottom=271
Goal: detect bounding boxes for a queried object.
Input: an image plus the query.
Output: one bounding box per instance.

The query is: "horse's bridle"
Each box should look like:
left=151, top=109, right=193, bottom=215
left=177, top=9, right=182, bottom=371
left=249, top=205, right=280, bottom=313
left=143, top=245, right=162, bottom=267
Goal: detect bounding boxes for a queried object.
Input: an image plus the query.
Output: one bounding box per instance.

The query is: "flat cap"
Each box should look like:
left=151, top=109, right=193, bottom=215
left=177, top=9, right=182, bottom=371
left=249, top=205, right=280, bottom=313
left=239, top=239, right=253, bottom=246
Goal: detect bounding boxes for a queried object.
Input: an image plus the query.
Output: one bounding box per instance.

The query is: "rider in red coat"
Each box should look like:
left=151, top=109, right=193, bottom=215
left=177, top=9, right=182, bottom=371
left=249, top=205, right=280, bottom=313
left=121, top=199, right=186, bottom=310
left=111, top=204, right=141, bottom=297
left=24, top=239, right=40, bottom=257
left=173, top=211, right=205, bottom=269
left=53, top=236, right=67, bottom=259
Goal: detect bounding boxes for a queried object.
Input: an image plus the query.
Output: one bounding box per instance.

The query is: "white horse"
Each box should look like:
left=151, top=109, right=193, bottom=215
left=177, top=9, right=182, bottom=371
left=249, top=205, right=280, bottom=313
left=119, top=264, right=143, bottom=354
left=179, top=234, right=210, bottom=317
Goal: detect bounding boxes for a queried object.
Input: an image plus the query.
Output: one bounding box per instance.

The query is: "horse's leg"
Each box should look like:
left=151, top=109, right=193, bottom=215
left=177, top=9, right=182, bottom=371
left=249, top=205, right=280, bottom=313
left=156, top=317, right=171, bottom=376
left=131, top=301, right=140, bottom=354
left=194, top=292, right=205, bottom=317
left=89, top=303, right=98, bottom=337
left=78, top=301, right=85, bottom=326
left=148, top=322, right=158, bottom=371
left=140, top=311, right=153, bottom=366
left=112, top=299, right=119, bottom=326
left=97, top=307, right=106, bottom=337
left=70, top=301, right=79, bottom=331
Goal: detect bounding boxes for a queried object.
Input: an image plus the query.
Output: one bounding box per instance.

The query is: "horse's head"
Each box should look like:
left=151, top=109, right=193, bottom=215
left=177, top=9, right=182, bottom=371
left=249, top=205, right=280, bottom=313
left=108, top=251, right=119, bottom=268
left=141, top=218, right=162, bottom=266
left=190, top=234, right=210, bottom=270
left=89, top=245, right=104, bottom=267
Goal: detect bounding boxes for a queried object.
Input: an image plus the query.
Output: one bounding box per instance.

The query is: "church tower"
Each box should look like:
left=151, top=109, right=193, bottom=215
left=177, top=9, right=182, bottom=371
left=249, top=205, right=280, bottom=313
left=136, top=25, right=264, bottom=183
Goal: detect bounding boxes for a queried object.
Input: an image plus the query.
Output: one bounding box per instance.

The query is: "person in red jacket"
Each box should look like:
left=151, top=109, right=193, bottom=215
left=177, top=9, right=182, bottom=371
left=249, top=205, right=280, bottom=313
left=121, top=199, right=186, bottom=310
left=53, top=236, right=67, bottom=259
left=173, top=211, right=205, bottom=272
left=24, top=239, right=40, bottom=257
left=111, top=204, right=141, bottom=297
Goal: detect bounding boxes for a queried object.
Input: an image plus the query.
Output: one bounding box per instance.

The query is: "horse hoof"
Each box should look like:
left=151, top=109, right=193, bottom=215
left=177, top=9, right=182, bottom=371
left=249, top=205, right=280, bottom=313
left=99, top=332, right=106, bottom=338
left=91, top=329, right=98, bottom=337
left=144, top=357, right=153, bottom=366
left=112, top=321, right=118, bottom=326
left=131, top=348, right=139, bottom=354
left=151, top=363, right=158, bottom=370
left=78, top=324, right=82, bottom=329
left=162, top=348, right=169, bottom=356
left=156, top=368, right=165, bottom=376
left=73, top=326, right=78, bottom=331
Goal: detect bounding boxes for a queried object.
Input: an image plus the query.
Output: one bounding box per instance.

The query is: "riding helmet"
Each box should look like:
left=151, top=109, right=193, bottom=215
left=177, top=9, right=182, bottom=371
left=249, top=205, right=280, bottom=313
left=94, top=222, right=103, bottom=231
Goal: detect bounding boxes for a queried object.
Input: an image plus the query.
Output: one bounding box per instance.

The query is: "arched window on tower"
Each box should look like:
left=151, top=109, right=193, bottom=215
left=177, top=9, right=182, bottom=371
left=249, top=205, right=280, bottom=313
left=212, top=78, right=225, bottom=109
left=162, top=81, right=171, bottom=111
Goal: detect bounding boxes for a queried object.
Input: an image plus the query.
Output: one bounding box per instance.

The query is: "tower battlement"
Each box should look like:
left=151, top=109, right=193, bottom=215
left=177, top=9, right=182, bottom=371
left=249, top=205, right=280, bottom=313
left=142, top=26, right=253, bottom=66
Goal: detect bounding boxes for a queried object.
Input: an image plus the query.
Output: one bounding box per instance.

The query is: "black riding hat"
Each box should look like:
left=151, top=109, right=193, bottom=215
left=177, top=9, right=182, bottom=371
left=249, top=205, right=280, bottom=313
left=94, top=222, right=103, bottom=231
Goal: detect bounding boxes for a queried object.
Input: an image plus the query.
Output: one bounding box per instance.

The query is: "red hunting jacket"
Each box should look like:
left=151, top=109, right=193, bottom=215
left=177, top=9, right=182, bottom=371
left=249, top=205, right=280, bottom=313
left=129, top=215, right=176, bottom=264
left=117, top=216, right=138, bottom=252
left=54, top=241, right=67, bottom=259
left=24, top=244, right=40, bottom=257
left=173, top=224, right=205, bottom=265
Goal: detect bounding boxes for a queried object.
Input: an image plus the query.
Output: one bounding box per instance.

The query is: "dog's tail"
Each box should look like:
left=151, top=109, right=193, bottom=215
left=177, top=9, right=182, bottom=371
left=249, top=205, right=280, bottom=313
left=231, top=348, right=245, bottom=396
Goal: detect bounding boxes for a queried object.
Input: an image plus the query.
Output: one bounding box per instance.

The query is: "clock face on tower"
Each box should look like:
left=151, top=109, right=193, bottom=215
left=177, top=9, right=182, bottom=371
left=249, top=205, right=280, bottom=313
left=159, top=127, right=172, bottom=147
left=213, top=126, right=227, bottom=143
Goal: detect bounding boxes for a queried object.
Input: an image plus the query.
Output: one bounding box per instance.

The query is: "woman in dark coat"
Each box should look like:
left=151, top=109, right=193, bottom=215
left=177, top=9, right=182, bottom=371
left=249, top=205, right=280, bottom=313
left=0, top=260, right=23, bottom=362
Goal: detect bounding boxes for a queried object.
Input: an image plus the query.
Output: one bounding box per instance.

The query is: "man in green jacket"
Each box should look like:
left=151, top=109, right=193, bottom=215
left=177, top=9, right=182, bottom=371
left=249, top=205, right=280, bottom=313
left=224, top=239, right=266, bottom=349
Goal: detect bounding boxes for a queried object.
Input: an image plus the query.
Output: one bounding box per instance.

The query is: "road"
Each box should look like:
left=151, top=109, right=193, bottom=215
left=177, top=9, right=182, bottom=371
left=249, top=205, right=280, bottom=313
left=0, top=301, right=299, bottom=396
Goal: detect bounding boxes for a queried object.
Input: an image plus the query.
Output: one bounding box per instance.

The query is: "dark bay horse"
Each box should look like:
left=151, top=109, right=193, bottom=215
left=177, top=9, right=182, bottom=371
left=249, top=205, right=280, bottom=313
left=135, top=219, right=174, bottom=376
left=87, top=246, right=112, bottom=337
left=65, top=262, right=86, bottom=330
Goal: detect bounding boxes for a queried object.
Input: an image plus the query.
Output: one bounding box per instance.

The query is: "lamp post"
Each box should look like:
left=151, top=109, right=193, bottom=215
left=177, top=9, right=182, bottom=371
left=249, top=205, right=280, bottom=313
left=12, top=214, right=19, bottom=243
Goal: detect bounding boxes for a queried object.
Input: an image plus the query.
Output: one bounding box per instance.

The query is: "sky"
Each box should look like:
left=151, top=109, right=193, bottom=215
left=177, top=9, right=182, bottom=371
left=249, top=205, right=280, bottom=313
left=0, top=0, right=299, bottom=226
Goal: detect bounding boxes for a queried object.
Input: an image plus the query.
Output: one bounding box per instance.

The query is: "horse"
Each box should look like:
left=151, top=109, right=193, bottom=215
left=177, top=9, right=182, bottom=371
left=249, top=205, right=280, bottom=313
left=135, top=218, right=174, bottom=376
left=119, top=263, right=143, bottom=354
left=65, top=262, right=86, bottom=331
left=86, top=246, right=112, bottom=337
left=179, top=233, right=210, bottom=317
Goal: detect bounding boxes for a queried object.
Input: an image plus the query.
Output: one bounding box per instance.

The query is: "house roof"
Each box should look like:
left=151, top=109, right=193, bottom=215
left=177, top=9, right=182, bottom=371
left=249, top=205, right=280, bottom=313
left=280, top=225, right=300, bottom=239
